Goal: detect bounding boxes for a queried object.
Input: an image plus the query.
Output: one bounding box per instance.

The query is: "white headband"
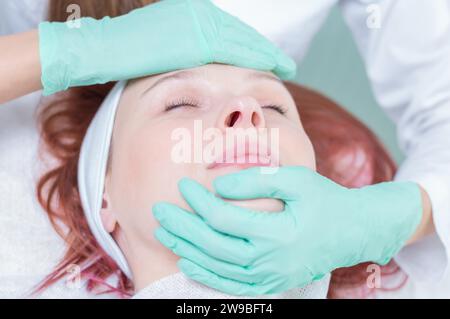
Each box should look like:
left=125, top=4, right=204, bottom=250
left=77, top=81, right=132, bottom=278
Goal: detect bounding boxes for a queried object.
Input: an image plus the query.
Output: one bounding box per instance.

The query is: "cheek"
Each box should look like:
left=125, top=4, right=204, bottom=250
left=264, top=108, right=315, bottom=169
left=108, top=121, right=195, bottom=238
left=278, top=125, right=316, bottom=169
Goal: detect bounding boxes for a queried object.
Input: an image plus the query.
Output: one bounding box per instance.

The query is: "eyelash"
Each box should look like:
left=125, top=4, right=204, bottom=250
left=165, top=98, right=287, bottom=115
left=262, top=104, right=287, bottom=115
left=165, top=97, right=200, bottom=111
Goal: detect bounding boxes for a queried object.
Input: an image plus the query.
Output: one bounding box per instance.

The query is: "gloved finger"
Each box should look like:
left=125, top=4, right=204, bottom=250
left=227, top=44, right=296, bottom=81
left=220, top=16, right=296, bottom=80
left=223, top=35, right=296, bottom=80
left=178, top=178, right=281, bottom=238
left=272, top=48, right=297, bottom=80
left=215, top=40, right=276, bottom=76
left=153, top=203, right=253, bottom=265
left=156, top=228, right=260, bottom=281
left=213, top=166, right=315, bottom=201
left=178, top=259, right=273, bottom=296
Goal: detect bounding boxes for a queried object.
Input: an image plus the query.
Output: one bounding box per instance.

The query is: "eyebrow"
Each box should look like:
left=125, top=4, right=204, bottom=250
left=140, top=69, right=283, bottom=98
left=140, top=70, right=197, bottom=98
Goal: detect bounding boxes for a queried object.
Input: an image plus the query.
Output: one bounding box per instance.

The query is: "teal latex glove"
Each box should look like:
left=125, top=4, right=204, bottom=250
left=38, top=0, right=295, bottom=96
left=153, top=166, right=422, bottom=296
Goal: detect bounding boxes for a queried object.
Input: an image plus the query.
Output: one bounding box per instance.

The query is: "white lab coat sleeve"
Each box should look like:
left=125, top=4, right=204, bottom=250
left=0, top=0, right=48, bottom=36
left=339, top=0, right=450, bottom=281
left=213, top=0, right=337, bottom=62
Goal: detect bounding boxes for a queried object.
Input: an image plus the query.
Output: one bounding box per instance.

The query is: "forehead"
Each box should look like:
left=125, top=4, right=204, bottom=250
left=130, top=64, right=284, bottom=94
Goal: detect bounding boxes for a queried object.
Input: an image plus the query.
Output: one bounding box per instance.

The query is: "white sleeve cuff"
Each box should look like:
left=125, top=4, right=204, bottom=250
left=394, top=173, right=450, bottom=282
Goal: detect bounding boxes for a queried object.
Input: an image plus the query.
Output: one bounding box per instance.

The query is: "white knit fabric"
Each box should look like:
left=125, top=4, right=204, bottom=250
left=133, top=272, right=330, bottom=299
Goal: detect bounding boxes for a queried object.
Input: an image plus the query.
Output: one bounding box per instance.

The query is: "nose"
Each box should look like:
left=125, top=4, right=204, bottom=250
left=217, top=96, right=266, bottom=131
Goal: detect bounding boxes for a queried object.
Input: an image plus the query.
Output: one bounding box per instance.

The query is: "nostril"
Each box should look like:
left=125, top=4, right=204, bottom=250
left=227, top=111, right=241, bottom=127
left=252, top=112, right=261, bottom=127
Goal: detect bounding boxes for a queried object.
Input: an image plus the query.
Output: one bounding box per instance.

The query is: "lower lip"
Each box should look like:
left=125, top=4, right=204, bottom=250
left=209, top=162, right=272, bottom=170
left=207, top=156, right=273, bottom=170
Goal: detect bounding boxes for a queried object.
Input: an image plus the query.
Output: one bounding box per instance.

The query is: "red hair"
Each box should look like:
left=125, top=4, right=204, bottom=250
left=33, top=0, right=157, bottom=297
left=35, top=83, right=132, bottom=297
left=35, top=81, right=406, bottom=298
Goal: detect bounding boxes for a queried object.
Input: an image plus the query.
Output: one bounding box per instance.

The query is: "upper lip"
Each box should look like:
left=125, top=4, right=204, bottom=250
left=206, top=142, right=275, bottom=169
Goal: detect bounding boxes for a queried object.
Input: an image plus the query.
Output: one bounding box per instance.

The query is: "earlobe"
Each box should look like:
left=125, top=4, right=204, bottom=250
left=100, top=210, right=117, bottom=233
left=100, top=193, right=117, bottom=233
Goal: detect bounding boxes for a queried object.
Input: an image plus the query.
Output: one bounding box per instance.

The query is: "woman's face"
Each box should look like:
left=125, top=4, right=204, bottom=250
left=103, top=64, right=315, bottom=278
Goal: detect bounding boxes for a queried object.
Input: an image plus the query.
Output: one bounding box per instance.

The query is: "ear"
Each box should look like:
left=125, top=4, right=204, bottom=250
left=100, top=191, right=117, bottom=233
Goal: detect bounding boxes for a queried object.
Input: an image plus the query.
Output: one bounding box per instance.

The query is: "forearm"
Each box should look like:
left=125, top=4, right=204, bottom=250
left=0, top=30, right=42, bottom=104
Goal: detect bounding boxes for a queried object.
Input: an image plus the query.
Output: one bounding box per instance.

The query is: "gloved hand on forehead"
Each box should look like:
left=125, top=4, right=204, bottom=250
left=39, top=0, right=296, bottom=96
left=153, top=166, right=422, bottom=296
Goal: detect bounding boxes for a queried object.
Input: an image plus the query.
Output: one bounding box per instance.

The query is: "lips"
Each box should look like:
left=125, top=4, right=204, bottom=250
left=206, top=141, right=277, bottom=170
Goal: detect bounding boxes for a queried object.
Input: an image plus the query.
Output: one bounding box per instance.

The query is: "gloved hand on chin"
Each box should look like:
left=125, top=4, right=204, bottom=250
left=153, top=166, right=422, bottom=296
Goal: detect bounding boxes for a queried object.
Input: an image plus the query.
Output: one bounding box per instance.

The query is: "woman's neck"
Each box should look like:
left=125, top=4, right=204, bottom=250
left=116, top=228, right=179, bottom=292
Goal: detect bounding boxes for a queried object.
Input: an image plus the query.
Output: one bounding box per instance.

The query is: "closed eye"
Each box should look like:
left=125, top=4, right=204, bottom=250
left=262, top=104, right=287, bottom=115
left=164, top=97, right=200, bottom=112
